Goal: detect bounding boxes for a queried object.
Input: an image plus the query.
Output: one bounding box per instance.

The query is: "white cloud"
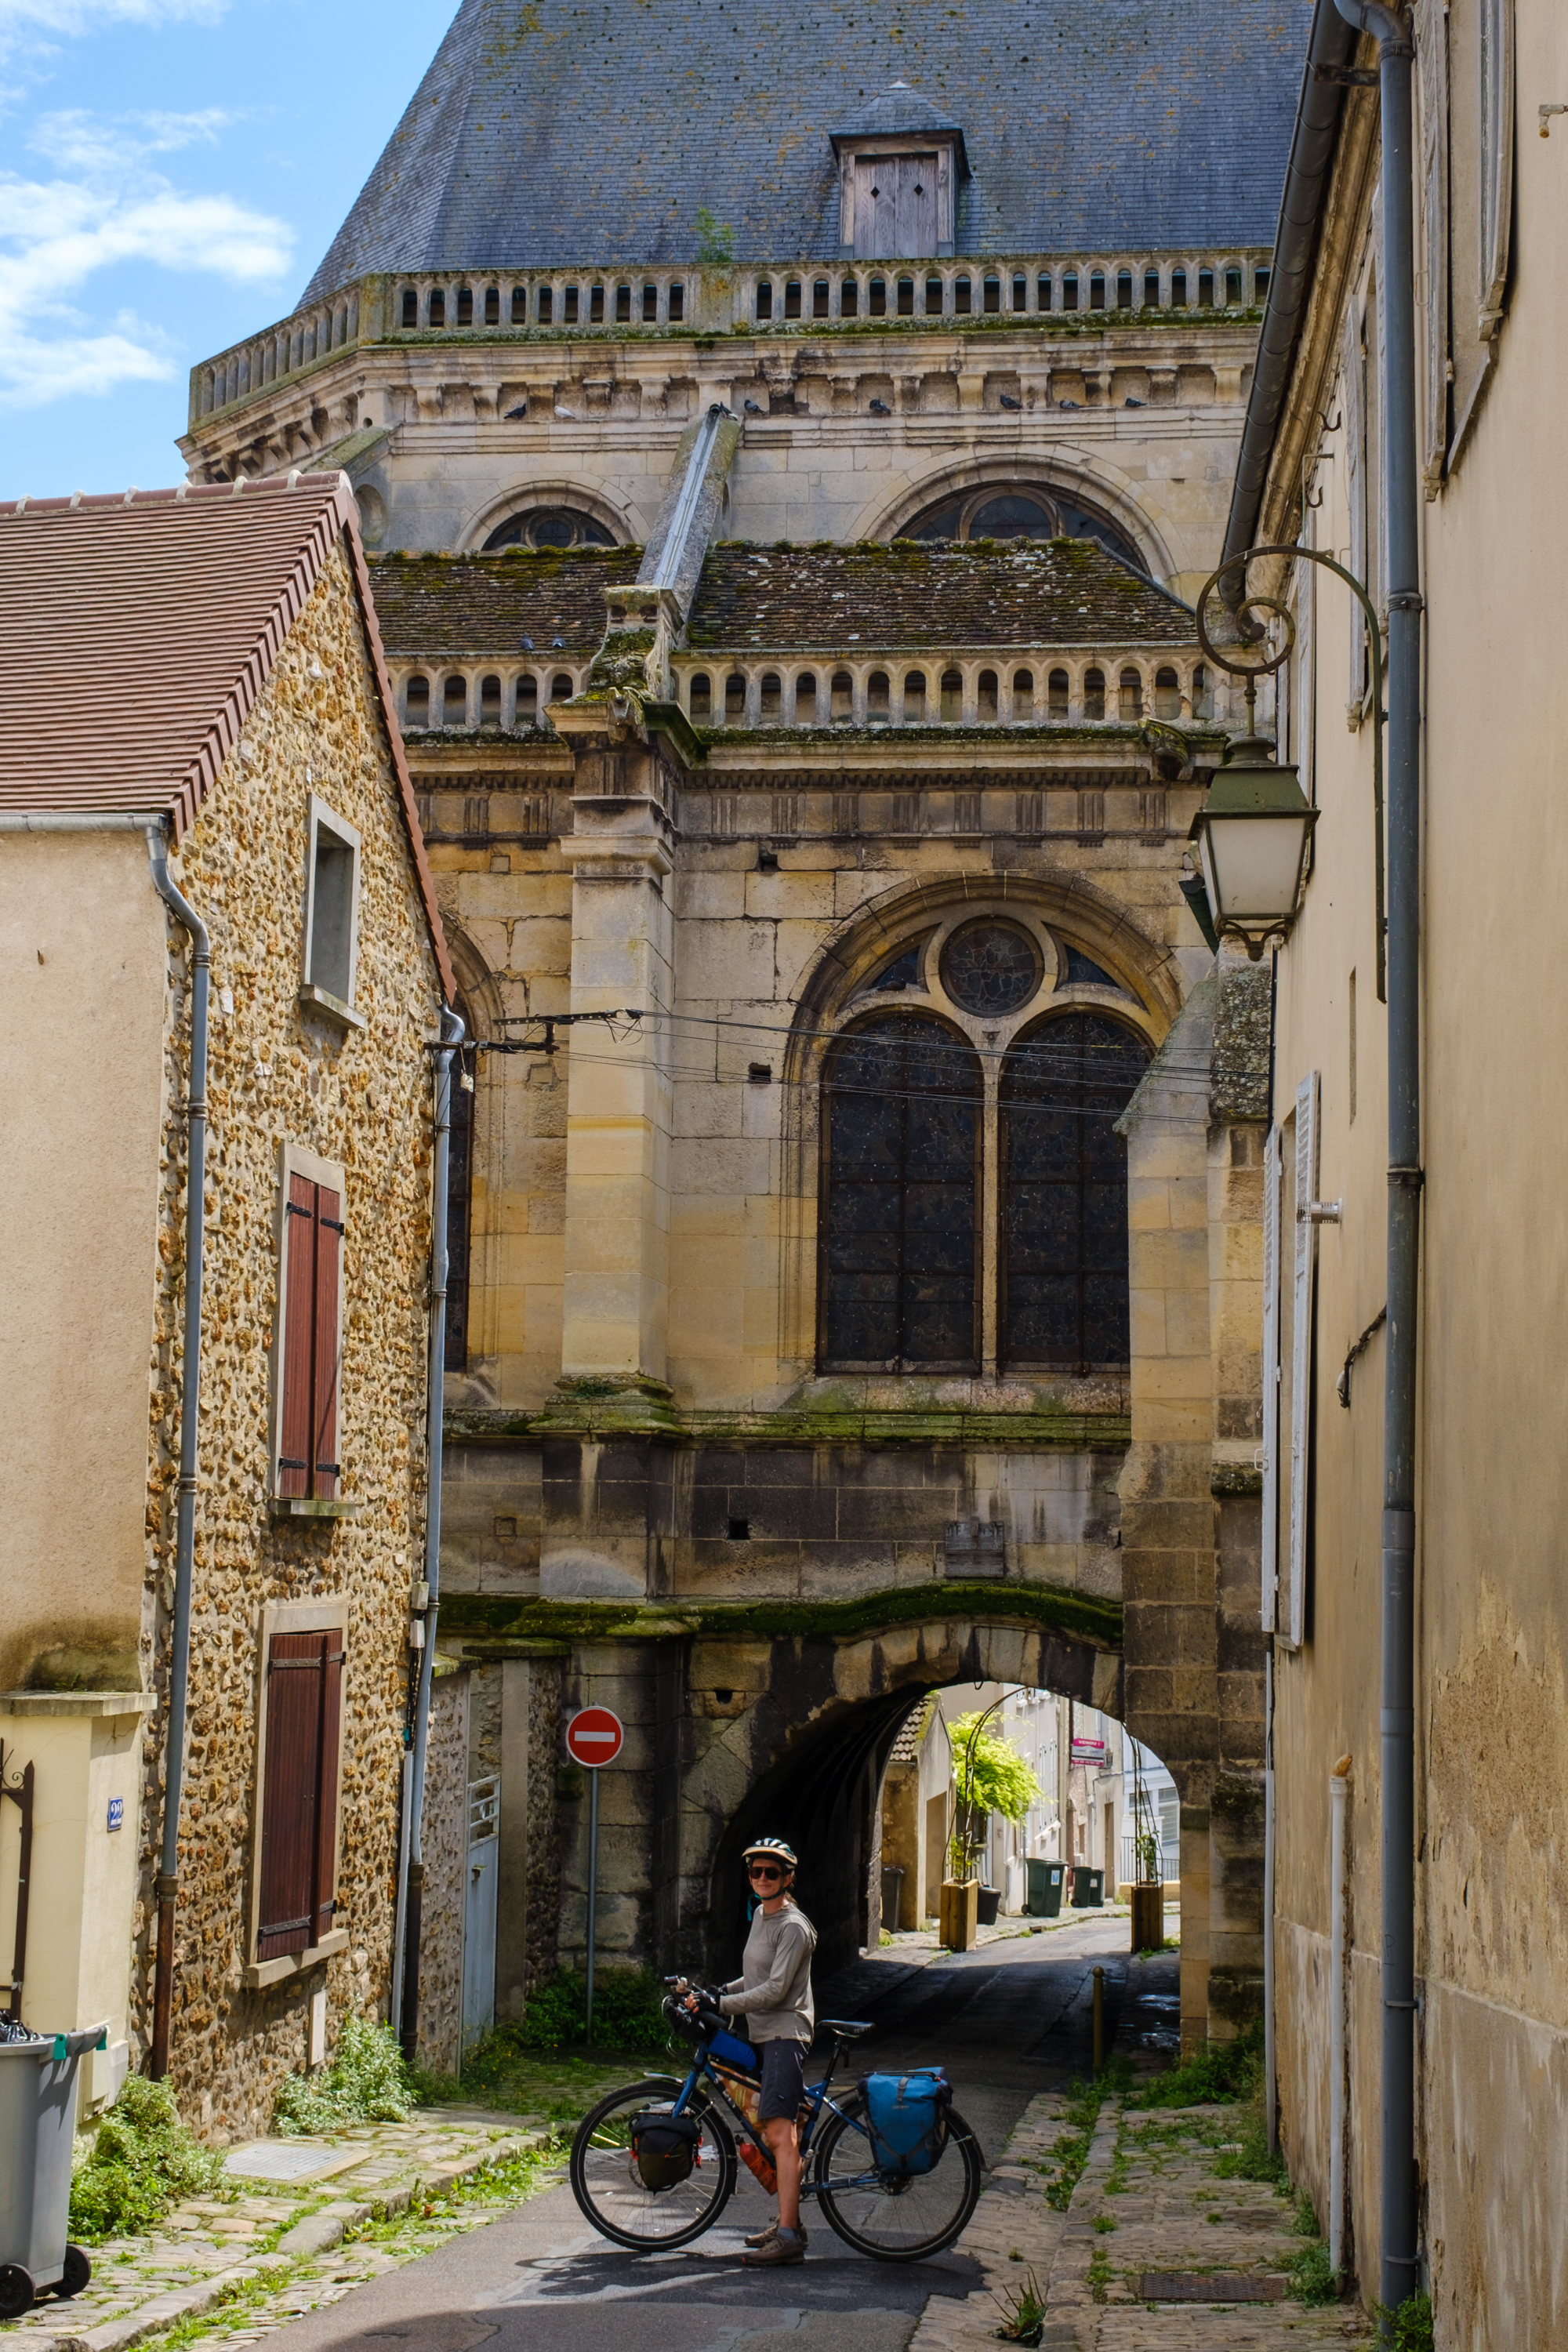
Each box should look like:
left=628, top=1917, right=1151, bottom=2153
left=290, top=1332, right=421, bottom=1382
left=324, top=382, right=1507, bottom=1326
left=0, top=113, right=291, bottom=410
left=0, top=0, right=224, bottom=73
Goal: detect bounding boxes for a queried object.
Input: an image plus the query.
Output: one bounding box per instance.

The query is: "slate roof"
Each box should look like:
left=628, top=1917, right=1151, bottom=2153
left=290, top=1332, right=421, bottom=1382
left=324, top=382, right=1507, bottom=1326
left=685, top=539, right=1198, bottom=652
left=0, top=475, right=454, bottom=999
left=368, top=547, right=641, bottom=656
left=302, top=1, right=1311, bottom=300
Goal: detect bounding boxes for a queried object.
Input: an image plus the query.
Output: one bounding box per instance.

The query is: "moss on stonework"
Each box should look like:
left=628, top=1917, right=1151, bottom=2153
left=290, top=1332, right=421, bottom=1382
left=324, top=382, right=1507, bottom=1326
left=1206, top=1965, right=1266, bottom=2030
left=437, top=1575, right=1123, bottom=1653
left=1210, top=1769, right=1265, bottom=1820
left=445, top=1401, right=1131, bottom=1448
left=1210, top=1462, right=1264, bottom=1497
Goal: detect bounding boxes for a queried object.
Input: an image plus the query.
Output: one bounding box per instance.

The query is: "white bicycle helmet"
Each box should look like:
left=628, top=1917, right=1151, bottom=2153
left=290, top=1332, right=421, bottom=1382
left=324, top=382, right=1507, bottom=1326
left=742, top=1836, right=798, bottom=1871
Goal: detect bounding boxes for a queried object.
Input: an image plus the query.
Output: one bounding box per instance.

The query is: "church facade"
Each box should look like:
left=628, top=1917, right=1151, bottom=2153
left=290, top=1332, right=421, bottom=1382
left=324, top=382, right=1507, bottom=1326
left=184, top=0, right=1306, bottom=2056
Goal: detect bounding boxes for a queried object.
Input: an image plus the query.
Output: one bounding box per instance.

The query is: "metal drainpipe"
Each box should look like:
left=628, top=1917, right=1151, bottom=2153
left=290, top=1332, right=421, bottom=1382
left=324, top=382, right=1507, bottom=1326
left=397, top=1004, right=464, bottom=2061
left=145, top=823, right=211, bottom=2082
left=1331, top=0, right=1423, bottom=2321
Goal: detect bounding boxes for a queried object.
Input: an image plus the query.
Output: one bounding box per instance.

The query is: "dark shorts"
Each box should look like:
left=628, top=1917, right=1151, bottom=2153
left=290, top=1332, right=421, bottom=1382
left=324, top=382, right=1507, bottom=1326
left=756, top=2036, right=808, bottom=2125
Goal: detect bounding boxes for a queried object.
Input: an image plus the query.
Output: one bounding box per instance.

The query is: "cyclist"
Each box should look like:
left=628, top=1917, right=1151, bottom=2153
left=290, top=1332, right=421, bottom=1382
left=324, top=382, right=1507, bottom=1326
left=699, top=1836, right=817, bottom=2267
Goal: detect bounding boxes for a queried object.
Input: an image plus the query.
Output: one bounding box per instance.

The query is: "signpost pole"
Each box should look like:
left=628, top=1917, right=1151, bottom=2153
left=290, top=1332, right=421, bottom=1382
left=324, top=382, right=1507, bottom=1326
left=585, top=1766, right=600, bottom=2045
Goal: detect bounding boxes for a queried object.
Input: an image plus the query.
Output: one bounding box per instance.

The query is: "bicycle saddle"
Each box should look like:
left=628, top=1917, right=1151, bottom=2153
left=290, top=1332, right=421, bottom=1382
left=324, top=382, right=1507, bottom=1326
left=822, top=2019, right=874, bottom=2038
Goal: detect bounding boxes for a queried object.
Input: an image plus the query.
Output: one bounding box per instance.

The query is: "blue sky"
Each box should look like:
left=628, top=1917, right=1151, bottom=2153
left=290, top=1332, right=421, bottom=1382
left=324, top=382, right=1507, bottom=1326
left=0, top=0, right=454, bottom=499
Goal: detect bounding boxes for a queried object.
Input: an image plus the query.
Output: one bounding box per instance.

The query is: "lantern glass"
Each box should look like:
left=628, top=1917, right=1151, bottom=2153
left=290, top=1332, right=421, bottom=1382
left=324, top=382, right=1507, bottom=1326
left=1199, top=811, right=1313, bottom=924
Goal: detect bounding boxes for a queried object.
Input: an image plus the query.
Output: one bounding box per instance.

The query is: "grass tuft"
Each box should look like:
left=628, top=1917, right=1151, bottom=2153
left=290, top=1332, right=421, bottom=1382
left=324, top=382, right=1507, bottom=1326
left=70, top=2078, right=226, bottom=2242
left=274, top=2016, right=414, bottom=2135
left=992, top=2263, right=1046, bottom=2344
left=1127, top=2027, right=1261, bottom=2110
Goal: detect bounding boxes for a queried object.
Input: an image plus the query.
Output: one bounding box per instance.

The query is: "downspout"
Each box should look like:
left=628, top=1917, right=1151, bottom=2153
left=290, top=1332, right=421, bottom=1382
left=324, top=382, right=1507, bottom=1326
left=397, top=1004, right=464, bottom=2060
left=1263, top=1639, right=1277, bottom=2154
left=1330, top=2, right=1423, bottom=2323
left=145, top=823, right=211, bottom=2082
left=1329, top=1755, right=1352, bottom=2274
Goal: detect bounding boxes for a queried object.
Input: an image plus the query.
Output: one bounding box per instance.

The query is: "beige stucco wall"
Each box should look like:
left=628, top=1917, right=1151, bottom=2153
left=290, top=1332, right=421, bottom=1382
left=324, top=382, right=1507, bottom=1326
left=1264, top=4, right=1568, bottom=2326
left=0, top=828, right=167, bottom=1693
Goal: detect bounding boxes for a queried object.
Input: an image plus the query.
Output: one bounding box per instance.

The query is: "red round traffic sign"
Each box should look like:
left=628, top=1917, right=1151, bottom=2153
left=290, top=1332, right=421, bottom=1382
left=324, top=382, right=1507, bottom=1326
left=565, top=1706, right=624, bottom=1768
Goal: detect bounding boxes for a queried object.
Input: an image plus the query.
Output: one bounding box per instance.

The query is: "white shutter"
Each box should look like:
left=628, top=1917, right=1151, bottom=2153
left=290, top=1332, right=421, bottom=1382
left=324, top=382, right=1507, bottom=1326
left=1478, top=0, right=1514, bottom=336
left=1416, top=0, right=1450, bottom=492
left=1261, top=1126, right=1283, bottom=1632
left=1287, top=1073, right=1320, bottom=1650
left=1342, top=306, right=1367, bottom=709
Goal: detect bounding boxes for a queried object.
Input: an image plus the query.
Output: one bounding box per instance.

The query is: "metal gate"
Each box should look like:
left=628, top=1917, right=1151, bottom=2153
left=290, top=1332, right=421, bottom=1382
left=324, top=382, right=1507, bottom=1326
left=462, top=1776, right=499, bottom=2054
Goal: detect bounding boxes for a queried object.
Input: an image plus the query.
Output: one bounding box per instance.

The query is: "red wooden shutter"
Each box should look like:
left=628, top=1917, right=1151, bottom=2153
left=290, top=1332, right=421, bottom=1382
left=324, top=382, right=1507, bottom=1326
left=278, top=1176, right=316, bottom=1497
left=313, top=1188, right=342, bottom=1501
left=256, top=1628, right=345, bottom=1960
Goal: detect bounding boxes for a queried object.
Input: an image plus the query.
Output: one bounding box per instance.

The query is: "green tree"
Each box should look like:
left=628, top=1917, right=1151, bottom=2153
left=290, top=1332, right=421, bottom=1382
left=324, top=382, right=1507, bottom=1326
left=948, top=1711, right=1043, bottom=1878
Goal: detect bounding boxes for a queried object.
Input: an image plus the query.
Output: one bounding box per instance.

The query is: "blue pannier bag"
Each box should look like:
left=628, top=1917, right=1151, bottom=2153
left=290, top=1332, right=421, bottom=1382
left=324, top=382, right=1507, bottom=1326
left=709, top=2027, right=758, bottom=2071
left=859, top=2068, right=953, bottom=2176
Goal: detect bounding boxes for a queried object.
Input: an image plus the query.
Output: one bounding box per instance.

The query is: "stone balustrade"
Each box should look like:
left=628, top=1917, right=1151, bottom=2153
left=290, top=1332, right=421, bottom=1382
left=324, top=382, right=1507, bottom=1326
left=190, top=249, right=1270, bottom=425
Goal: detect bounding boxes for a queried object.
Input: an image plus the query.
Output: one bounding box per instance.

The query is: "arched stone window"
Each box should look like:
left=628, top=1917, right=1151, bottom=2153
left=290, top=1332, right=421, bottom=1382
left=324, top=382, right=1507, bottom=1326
left=483, top=506, right=615, bottom=550
left=1000, top=1012, right=1150, bottom=1371
left=901, top=483, right=1145, bottom=572
left=820, top=1014, right=981, bottom=1371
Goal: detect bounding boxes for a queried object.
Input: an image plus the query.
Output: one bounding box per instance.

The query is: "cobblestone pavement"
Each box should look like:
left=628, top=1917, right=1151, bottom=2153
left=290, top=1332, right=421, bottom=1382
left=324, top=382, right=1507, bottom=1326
left=2, top=2109, right=563, bottom=2352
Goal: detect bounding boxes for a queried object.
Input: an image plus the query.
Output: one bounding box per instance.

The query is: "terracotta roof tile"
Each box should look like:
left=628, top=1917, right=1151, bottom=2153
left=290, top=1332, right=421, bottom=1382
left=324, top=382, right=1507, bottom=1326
left=0, top=473, right=454, bottom=1002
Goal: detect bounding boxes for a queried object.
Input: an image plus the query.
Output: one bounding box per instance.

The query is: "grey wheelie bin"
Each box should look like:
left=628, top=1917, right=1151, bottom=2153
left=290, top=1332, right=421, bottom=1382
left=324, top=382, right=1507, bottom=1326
left=0, top=2026, right=100, bottom=2318
left=1025, top=1858, right=1065, bottom=1917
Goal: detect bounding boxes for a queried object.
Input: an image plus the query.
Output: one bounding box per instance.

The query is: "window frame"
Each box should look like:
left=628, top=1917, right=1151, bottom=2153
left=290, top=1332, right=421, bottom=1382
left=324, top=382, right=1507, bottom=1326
left=270, top=1142, right=350, bottom=1512
left=299, top=793, right=365, bottom=1030
left=245, top=1596, right=350, bottom=1988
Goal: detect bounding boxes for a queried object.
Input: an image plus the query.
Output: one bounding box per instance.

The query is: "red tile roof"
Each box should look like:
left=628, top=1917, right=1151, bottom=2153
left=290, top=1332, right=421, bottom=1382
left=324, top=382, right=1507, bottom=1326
left=0, top=473, right=453, bottom=1002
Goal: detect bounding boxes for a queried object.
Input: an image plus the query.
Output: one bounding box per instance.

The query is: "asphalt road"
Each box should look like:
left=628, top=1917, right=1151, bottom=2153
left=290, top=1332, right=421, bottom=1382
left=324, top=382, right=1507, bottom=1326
left=263, top=1914, right=1131, bottom=2352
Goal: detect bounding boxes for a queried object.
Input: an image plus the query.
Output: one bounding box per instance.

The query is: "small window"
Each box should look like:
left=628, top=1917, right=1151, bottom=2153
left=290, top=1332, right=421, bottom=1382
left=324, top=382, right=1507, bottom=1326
left=564, top=285, right=579, bottom=324
left=1062, top=272, right=1079, bottom=312
left=274, top=1155, right=347, bottom=1501
left=615, top=283, right=632, bottom=321
left=516, top=674, right=539, bottom=724
left=550, top=671, right=573, bottom=703
left=443, top=675, right=468, bottom=728
left=1048, top=668, right=1069, bottom=718
left=831, top=669, right=854, bottom=720
left=869, top=276, right=887, bottom=317
left=983, top=274, right=1001, bottom=314
left=537, top=285, right=554, bottom=323
left=1119, top=667, right=1144, bottom=721
left=795, top=672, right=818, bottom=724
left=643, top=282, right=659, bottom=321
left=688, top=672, right=713, bottom=719
left=953, top=275, right=971, bottom=314
left=940, top=669, right=963, bottom=721
left=1037, top=272, right=1052, bottom=310
left=867, top=670, right=891, bottom=720
left=1254, top=267, right=1271, bottom=300
left=760, top=671, right=782, bottom=720
left=897, top=275, right=915, bottom=315
left=1014, top=667, right=1037, bottom=720
left=1154, top=666, right=1181, bottom=720
left=429, top=289, right=446, bottom=327
left=457, top=285, right=474, bottom=325
left=1116, top=270, right=1134, bottom=308
left=1171, top=269, right=1188, bottom=307
left=1144, top=268, right=1161, bottom=307
left=484, top=286, right=499, bottom=324
left=303, top=798, right=361, bottom=1013
left=1084, top=667, right=1106, bottom=720
left=814, top=278, right=831, bottom=318
left=511, top=286, right=527, bottom=322
left=785, top=278, right=803, bottom=318
left=1225, top=267, right=1243, bottom=304
left=926, top=274, right=945, bottom=315
left=841, top=278, right=858, bottom=318
left=1012, top=272, right=1028, bottom=310
left=1089, top=271, right=1105, bottom=310
left=1198, top=268, right=1214, bottom=307
left=251, top=1598, right=346, bottom=1969
left=480, top=673, right=502, bottom=724
left=757, top=279, right=774, bottom=321
left=669, top=281, right=685, bottom=321
left=978, top=670, right=999, bottom=720
left=401, top=289, right=417, bottom=328
left=725, top=673, right=746, bottom=721
left=590, top=284, right=605, bottom=322
left=1192, top=662, right=1211, bottom=719
left=904, top=670, right=927, bottom=723
left=405, top=674, right=430, bottom=727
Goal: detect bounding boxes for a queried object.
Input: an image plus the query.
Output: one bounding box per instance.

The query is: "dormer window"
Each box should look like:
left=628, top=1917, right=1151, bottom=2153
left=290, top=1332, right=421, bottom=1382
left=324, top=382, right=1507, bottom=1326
left=831, top=85, right=967, bottom=259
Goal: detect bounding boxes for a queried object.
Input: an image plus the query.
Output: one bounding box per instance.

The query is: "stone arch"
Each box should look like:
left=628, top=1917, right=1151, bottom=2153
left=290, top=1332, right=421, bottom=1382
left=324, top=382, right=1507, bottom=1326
left=459, top=479, right=633, bottom=554
left=861, top=451, right=1179, bottom=590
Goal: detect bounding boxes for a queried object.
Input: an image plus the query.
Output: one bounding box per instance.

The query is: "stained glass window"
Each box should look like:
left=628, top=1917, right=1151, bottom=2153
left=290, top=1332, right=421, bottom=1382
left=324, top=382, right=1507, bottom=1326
left=1063, top=944, right=1130, bottom=994
left=941, top=922, right=1042, bottom=1015
left=1000, top=1013, right=1150, bottom=1370
left=822, top=1015, right=980, bottom=1369
left=863, top=938, right=928, bottom=993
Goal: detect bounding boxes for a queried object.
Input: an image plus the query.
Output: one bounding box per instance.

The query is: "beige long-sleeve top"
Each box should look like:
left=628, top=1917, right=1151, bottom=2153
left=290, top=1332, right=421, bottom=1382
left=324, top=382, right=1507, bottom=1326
left=719, top=1899, right=817, bottom=2044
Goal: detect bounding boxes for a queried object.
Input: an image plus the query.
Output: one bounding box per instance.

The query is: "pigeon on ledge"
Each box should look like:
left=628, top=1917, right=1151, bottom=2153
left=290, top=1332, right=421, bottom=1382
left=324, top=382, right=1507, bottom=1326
left=520, top=637, right=534, bottom=650
left=1058, top=399, right=1082, bottom=409
left=1124, top=397, right=1146, bottom=408
left=505, top=404, right=528, bottom=419
left=744, top=399, right=764, bottom=414
left=869, top=397, right=891, bottom=415
left=999, top=393, right=1022, bottom=411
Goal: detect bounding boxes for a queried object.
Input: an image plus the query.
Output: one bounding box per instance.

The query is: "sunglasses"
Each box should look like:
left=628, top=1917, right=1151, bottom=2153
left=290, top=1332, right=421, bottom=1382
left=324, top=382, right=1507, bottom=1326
left=748, top=1864, right=784, bottom=1882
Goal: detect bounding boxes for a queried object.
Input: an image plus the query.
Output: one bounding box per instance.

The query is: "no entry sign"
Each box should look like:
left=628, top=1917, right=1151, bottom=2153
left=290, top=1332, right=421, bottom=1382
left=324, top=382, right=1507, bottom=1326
left=565, top=1707, right=624, bottom=1769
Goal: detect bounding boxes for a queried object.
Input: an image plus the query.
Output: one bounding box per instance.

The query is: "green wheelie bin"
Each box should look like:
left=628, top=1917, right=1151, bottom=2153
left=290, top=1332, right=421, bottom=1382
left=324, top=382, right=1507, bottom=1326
left=1025, top=1858, right=1066, bottom=1917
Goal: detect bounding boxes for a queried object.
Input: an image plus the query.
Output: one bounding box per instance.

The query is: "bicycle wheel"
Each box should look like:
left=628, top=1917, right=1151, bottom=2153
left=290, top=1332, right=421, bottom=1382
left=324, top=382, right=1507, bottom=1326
left=811, top=2096, right=984, bottom=2261
left=571, top=2077, right=737, bottom=2252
